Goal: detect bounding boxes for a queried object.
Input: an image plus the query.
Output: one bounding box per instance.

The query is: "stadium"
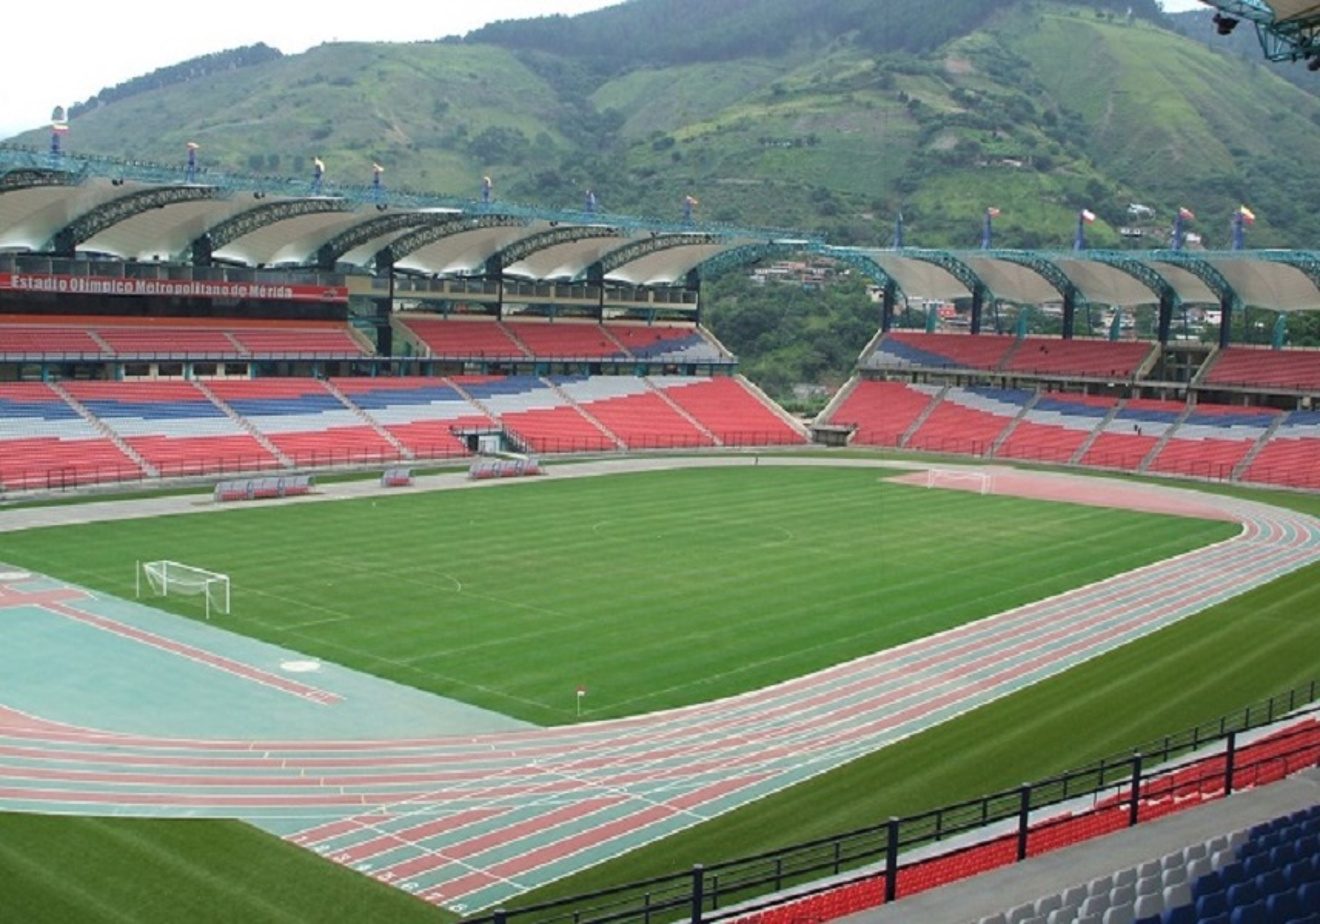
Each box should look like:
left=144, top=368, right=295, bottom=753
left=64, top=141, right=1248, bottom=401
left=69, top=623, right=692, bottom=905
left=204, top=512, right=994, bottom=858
left=3, top=43, right=1320, bottom=924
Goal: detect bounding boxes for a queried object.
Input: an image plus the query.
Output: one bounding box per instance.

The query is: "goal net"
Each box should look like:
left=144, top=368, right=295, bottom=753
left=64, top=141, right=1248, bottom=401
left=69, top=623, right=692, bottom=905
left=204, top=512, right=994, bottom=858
left=137, top=560, right=230, bottom=619
left=923, top=468, right=993, bottom=496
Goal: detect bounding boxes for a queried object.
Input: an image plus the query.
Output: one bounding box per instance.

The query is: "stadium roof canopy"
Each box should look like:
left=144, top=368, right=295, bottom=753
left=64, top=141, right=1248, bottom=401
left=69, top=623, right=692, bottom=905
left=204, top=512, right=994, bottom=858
left=816, top=247, right=1320, bottom=313
left=0, top=146, right=817, bottom=291
left=2, top=145, right=1320, bottom=314
left=1193, top=0, right=1320, bottom=61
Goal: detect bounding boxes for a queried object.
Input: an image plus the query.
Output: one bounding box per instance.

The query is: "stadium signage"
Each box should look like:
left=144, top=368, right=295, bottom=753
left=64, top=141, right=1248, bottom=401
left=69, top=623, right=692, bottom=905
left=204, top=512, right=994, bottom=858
left=0, top=272, right=348, bottom=303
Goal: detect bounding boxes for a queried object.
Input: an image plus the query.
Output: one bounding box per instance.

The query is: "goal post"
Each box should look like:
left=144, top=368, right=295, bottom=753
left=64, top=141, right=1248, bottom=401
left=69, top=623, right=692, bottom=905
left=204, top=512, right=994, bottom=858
left=923, top=468, right=993, bottom=496
left=137, top=560, right=230, bottom=619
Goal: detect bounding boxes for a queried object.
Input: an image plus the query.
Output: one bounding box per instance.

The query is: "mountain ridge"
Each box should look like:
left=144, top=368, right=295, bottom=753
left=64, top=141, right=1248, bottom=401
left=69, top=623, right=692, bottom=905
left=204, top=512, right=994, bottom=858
left=6, top=0, right=1317, bottom=249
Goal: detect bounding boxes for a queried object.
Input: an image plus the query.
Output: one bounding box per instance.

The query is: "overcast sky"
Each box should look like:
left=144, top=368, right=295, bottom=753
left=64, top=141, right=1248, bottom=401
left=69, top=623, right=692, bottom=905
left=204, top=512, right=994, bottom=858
left=0, top=0, right=1205, bottom=140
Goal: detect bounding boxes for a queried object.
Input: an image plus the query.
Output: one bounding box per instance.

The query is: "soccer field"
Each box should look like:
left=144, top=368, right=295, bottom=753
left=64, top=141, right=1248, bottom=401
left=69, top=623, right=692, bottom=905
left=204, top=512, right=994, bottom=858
left=1, top=466, right=1236, bottom=726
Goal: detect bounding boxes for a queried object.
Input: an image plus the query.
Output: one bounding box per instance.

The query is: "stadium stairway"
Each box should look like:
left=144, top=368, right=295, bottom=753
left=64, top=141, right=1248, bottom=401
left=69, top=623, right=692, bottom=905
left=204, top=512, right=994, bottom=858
left=0, top=383, right=145, bottom=489
left=320, top=379, right=414, bottom=460
left=1242, top=411, right=1320, bottom=490
left=61, top=381, right=278, bottom=478
left=905, top=387, right=1031, bottom=457
left=330, top=377, right=487, bottom=460
left=823, top=380, right=943, bottom=448
left=49, top=381, right=158, bottom=477
left=997, top=394, right=1118, bottom=465
left=554, top=376, right=713, bottom=450
left=1080, top=399, right=1185, bottom=473
left=1145, top=406, right=1284, bottom=482
left=193, top=380, right=293, bottom=468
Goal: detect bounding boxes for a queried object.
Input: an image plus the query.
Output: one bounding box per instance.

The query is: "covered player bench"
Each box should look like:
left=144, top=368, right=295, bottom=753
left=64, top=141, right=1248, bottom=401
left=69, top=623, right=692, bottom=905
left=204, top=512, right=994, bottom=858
left=213, top=474, right=315, bottom=503
left=380, top=466, right=413, bottom=488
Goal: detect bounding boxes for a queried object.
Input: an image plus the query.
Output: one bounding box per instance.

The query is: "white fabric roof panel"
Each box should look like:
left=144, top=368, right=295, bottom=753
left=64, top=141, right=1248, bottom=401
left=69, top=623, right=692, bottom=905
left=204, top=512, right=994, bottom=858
left=961, top=256, right=1063, bottom=305
left=81, top=197, right=254, bottom=262
left=0, top=179, right=149, bottom=252
left=864, top=251, right=971, bottom=302
left=336, top=209, right=464, bottom=269
left=214, top=207, right=358, bottom=267
left=503, top=234, right=632, bottom=281
left=1148, top=262, right=1220, bottom=305
left=1051, top=257, right=1164, bottom=307
left=605, top=243, right=732, bottom=286
left=1269, top=0, right=1320, bottom=23
left=397, top=222, right=551, bottom=277
left=1206, top=257, right=1320, bottom=312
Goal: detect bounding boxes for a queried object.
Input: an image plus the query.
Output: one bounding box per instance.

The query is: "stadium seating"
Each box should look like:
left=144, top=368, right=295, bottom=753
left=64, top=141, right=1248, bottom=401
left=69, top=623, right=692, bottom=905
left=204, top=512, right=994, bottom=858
left=997, top=393, right=1117, bottom=464
left=396, top=316, right=528, bottom=359
left=332, top=377, right=485, bottom=459
left=906, top=387, right=1030, bottom=456
left=1146, top=406, right=1282, bottom=481
left=92, top=325, right=239, bottom=357
left=1081, top=398, right=1185, bottom=471
left=554, top=375, right=714, bottom=449
left=460, top=376, right=616, bottom=452
left=866, top=331, right=1017, bottom=371
left=0, top=316, right=366, bottom=358
left=1205, top=347, right=1320, bottom=392
left=62, top=381, right=277, bottom=476
left=650, top=376, right=806, bottom=446
left=207, top=379, right=399, bottom=467
left=1242, top=411, right=1320, bottom=490
left=503, top=321, right=627, bottom=359
left=604, top=324, right=727, bottom=362
left=0, top=321, right=106, bottom=356
left=1003, top=338, right=1153, bottom=380
left=226, top=322, right=367, bottom=357
left=0, top=383, right=142, bottom=488
left=825, top=379, right=944, bottom=447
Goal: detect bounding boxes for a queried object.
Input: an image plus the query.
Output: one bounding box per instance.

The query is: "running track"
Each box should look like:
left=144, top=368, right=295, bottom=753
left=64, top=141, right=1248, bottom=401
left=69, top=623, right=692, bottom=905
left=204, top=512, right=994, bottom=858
left=1, top=463, right=1317, bottom=914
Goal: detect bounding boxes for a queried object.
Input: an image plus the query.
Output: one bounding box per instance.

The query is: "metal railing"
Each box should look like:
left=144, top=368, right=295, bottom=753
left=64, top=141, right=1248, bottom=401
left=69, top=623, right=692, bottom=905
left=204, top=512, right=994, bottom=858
left=461, top=682, right=1320, bottom=923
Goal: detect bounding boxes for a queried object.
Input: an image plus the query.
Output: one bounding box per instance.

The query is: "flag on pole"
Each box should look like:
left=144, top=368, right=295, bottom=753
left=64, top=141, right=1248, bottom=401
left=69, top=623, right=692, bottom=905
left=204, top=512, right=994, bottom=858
left=576, top=685, right=586, bottom=697
left=373, top=163, right=384, bottom=174
left=1238, top=205, right=1256, bottom=224
left=1080, top=208, right=1097, bottom=223
left=1178, top=206, right=1195, bottom=221
left=51, top=122, right=69, bottom=133
left=986, top=207, right=1001, bottom=218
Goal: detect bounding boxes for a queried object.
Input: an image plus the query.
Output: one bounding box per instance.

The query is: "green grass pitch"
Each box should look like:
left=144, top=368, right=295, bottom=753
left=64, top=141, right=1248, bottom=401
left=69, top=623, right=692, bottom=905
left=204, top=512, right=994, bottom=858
left=2, top=465, right=1317, bottom=923
left=0, top=467, right=1235, bottom=724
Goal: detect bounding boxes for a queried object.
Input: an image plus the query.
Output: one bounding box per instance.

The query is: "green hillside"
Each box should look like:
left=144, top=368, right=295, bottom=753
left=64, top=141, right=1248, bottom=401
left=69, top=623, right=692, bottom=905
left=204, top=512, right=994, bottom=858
left=9, top=0, right=1317, bottom=247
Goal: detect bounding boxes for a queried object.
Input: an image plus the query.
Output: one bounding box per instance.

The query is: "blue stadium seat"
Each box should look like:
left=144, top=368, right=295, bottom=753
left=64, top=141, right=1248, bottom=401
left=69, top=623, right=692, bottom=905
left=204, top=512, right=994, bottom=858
left=1267, top=888, right=1304, bottom=922
left=1196, top=892, right=1229, bottom=919
left=1301, top=881, right=1320, bottom=915
left=1244, top=854, right=1271, bottom=879
left=1287, top=861, right=1319, bottom=889
left=1193, top=872, right=1225, bottom=900
left=1158, top=905, right=1195, bottom=924
left=1227, top=900, right=1268, bottom=924
left=1258, top=870, right=1289, bottom=897
left=1226, top=881, right=1259, bottom=907
left=1220, top=863, right=1248, bottom=889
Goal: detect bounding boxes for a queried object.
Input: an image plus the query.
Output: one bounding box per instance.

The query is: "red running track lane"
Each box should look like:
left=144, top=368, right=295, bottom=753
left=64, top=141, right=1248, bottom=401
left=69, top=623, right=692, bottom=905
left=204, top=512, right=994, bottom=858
left=0, top=466, right=1317, bottom=913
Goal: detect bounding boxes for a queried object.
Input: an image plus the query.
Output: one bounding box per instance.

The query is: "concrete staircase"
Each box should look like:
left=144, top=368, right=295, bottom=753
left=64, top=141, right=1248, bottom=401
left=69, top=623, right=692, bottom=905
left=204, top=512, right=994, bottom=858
left=988, top=392, right=1040, bottom=458
left=543, top=378, right=627, bottom=450
left=1137, top=404, right=1195, bottom=473
left=898, top=385, right=948, bottom=449
left=646, top=378, right=723, bottom=447
left=192, top=380, right=294, bottom=468
left=735, top=374, right=810, bottom=439
left=1232, top=412, right=1288, bottom=481
left=48, top=382, right=159, bottom=478
left=319, top=379, right=414, bottom=460
left=1068, top=400, right=1125, bottom=465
